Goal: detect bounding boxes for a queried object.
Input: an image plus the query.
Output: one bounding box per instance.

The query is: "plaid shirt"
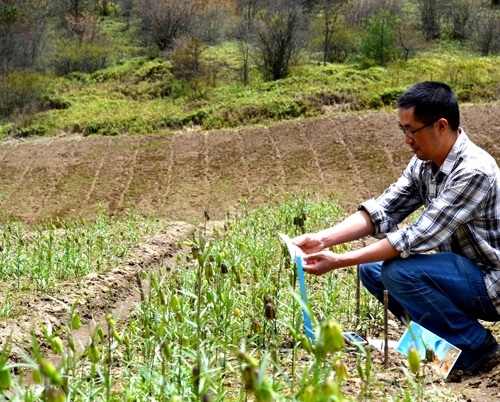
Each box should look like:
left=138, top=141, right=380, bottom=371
left=359, top=130, right=500, bottom=313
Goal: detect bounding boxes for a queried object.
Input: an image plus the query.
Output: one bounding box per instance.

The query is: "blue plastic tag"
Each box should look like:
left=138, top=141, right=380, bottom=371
left=296, top=255, right=314, bottom=343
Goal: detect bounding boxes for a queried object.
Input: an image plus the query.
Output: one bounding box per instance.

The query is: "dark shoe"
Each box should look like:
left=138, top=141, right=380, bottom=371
left=453, top=329, right=499, bottom=374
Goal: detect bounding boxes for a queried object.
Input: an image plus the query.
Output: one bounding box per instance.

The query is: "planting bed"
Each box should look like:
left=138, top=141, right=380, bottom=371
left=1, top=105, right=500, bottom=400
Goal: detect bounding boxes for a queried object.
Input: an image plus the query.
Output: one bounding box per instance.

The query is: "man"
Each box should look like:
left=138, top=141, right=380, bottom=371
left=292, top=81, right=500, bottom=374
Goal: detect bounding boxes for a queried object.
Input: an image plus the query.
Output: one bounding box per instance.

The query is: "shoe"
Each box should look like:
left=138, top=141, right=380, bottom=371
left=453, top=329, right=500, bottom=375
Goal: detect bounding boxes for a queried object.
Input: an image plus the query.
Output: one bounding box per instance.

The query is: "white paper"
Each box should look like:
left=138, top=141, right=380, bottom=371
left=278, top=233, right=306, bottom=264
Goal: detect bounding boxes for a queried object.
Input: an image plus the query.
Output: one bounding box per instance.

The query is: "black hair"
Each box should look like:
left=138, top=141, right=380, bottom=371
left=396, top=81, right=460, bottom=130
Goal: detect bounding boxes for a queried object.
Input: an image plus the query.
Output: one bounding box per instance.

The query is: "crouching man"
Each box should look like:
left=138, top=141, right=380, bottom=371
left=293, top=81, right=500, bottom=374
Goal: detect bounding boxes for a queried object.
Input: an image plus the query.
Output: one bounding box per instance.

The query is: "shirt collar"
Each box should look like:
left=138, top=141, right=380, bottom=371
left=437, top=128, right=467, bottom=176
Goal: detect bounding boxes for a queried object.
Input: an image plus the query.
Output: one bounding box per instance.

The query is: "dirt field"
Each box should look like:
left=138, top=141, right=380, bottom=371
left=1, top=104, right=500, bottom=400
left=0, top=104, right=497, bottom=226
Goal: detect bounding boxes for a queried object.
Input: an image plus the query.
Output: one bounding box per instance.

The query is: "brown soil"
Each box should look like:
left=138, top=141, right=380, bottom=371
left=1, top=104, right=500, bottom=399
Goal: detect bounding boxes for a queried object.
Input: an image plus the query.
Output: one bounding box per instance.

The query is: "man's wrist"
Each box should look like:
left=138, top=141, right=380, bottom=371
left=319, top=231, right=334, bottom=248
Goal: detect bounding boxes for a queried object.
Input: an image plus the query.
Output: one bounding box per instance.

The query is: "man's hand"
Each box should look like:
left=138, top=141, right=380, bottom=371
left=291, top=233, right=325, bottom=254
left=303, top=251, right=340, bottom=276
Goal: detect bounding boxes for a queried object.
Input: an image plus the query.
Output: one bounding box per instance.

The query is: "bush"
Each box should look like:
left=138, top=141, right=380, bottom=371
left=41, top=93, right=71, bottom=110
left=13, top=124, right=48, bottom=138
left=91, top=58, right=172, bottom=83
left=379, top=86, right=406, bottom=106
left=0, top=71, right=51, bottom=119
left=49, top=13, right=113, bottom=76
left=0, top=123, right=13, bottom=139
left=360, top=85, right=406, bottom=109
left=51, top=40, right=111, bottom=76
left=83, top=115, right=150, bottom=136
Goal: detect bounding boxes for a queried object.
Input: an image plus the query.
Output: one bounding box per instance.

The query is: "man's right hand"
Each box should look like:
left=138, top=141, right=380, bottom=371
left=291, top=233, right=325, bottom=254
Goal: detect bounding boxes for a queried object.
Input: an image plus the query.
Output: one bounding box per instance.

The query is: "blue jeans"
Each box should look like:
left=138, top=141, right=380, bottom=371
left=359, top=252, right=500, bottom=365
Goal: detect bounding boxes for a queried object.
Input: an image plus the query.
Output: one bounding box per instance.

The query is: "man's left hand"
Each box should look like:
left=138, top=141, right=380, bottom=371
left=302, top=251, right=341, bottom=276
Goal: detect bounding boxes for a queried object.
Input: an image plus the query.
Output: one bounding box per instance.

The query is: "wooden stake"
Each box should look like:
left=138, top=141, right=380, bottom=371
left=384, top=290, right=389, bottom=368
left=356, top=265, right=361, bottom=329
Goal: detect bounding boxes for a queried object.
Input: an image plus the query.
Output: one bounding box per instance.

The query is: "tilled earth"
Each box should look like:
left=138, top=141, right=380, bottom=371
left=1, top=105, right=500, bottom=399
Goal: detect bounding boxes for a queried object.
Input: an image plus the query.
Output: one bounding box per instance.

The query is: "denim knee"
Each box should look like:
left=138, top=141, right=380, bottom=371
left=380, top=258, right=411, bottom=295
left=358, top=262, right=386, bottom=302
left=358, top=262, right=382, bottom=288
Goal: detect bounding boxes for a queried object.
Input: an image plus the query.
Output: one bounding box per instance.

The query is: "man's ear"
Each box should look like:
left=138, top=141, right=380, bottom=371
left=437, top=118, right=449, bottom=135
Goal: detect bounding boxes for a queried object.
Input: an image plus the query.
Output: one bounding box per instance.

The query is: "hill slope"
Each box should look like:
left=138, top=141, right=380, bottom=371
left=1, top=105, right=499, bottom=225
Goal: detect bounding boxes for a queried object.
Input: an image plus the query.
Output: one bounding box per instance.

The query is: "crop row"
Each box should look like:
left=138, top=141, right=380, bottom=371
left=0, top=193, right=442, bottom=401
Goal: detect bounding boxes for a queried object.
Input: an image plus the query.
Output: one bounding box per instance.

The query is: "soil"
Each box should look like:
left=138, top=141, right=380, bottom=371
left=1, top=104, right=500, bottom=399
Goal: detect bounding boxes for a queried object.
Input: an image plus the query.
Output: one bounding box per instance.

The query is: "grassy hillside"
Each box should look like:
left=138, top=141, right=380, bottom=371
left=1, top=43, right=499, bottom=139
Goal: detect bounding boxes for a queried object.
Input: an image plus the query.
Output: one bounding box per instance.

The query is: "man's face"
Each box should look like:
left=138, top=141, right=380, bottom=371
left=398, top=107, right=440, bottom=164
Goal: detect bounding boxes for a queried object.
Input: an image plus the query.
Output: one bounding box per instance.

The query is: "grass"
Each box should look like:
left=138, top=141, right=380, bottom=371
left=0, top=206, right=160, bottom=293
left=0, top=192, right=454, bottom=401
left=1, top=43, right=499, bottom=139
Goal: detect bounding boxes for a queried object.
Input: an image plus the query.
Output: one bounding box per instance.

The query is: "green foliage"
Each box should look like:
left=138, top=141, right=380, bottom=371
left=91, top=57, right=172, bottom=83
left=90, top=58, right=175, bottom=100
left=363, top=86, right=407, bottom=109
left=2, top=42, right=500, bottom=138
left=310, top=7, right=358, bottom=64
left=0, top=193, right=445, bottom=400
left=359, top=10, right=399, bottom=66
left=0, top=208, right=159, bottom=292
left=50, top=38, right=111, bottom=76
left=14, top=124, right=48, bottom=138
left=0, top=123, right=13, bottom=139
left=0, top=71, right=52, bottom=119
left=171, top=79, right=190, bottom=99
left=170, top=36, right=208, bottom=96
left=0, top=3, right=18, bottom=23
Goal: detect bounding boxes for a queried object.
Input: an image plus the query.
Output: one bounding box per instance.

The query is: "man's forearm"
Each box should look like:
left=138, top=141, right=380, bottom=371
left=337, top=237, right=400, bottom=267
left=318, top=210, right=376, bottom=248
left=302, top=237, right=400, bottom=275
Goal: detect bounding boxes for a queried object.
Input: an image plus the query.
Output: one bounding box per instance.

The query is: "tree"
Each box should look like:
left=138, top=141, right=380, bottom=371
left=446, top=0, right=478, bottom=41
left=49, top=11, right=111, bottom=75
left=317, top=0, right=348, bottom=65
left=169, top=35, right=207, bottom=96
left=345, top=0, right=402, bottom=26
left=233, top=0, right=266, bottom=85
left=116, top=0, right=134, bottom=29
left=359, top=10, right=397, bottom=66
left=471, top=8, right=500, bottom=56
left=394, top=20, right=426, bottom=61
left=234, top=22, right=253, bottom=86
left=253, top=0, right=307, bottom=81
left=193, top=0, right=237, bottom=45
left=0, top=0, right=48, bottom=74
left=52, top=0, right=91, bottom=22
left=237, top=0, right=266, bottom=30
left=417, top=0, right=444, bottom=40
left=137, top=0, right=197, bottom=52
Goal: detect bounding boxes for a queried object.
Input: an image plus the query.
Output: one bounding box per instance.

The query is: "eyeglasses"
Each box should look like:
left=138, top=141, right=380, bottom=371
left=398, top=120, right=438, bottom=138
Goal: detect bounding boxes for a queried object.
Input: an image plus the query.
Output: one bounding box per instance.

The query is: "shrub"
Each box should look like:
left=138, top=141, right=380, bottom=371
left=0, top=71, right=52, bottom=119
left=13, top=124, right=48, bottom=138
left=0, top=123, right=13, bottom=139
left=51, top=40, right=111, bottom=76
left=49, top=13, right=112, bottom=76
left=379, top=86, right=406, bottom=106
left=360, top=86, right=405, bottom=109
